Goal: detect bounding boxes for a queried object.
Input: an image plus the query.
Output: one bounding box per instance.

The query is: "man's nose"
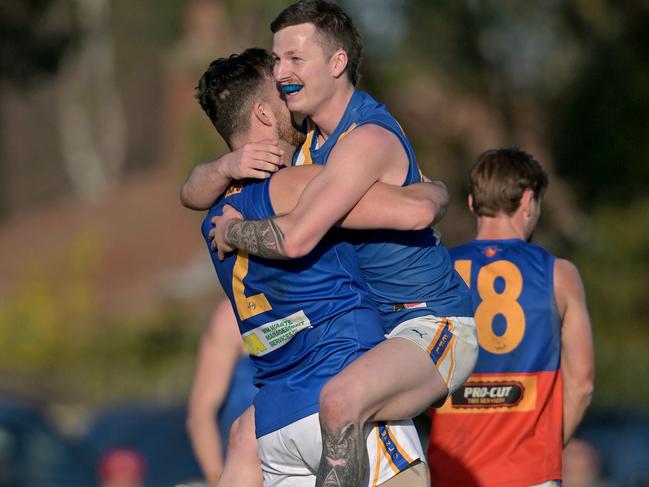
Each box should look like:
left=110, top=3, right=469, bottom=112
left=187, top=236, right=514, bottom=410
left=274, top=59, right=288, bottom=81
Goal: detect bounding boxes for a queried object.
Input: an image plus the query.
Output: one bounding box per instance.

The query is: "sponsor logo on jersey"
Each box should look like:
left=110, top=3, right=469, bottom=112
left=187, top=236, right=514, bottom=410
left=225, top=181, right=243, bottom=197
left=241, top=310, right=311, bottom=356
left=411, top=328, right=427, bottom=339
left=451, top=380, right=524, bottom=408
left=483, top=247, right=498, bottom=258
left=393, top=302, right=427, bottom=311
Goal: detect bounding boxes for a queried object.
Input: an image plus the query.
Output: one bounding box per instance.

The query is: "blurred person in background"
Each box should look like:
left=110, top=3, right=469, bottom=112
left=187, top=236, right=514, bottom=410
left=427, top=148, right=595, bottom=487
left=98, top=448, right=146, bottom=487
left=186, top=299, right=257, bottom=486
left=563, top=438, right=615, bottom=487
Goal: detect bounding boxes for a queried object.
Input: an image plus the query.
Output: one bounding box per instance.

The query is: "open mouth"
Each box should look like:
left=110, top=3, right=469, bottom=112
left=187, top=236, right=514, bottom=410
left=281, top=84, right=304, bottom=95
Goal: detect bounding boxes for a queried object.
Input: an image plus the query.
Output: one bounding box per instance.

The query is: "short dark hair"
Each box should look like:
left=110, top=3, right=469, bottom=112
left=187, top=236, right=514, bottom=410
left=469, top=148, right=549, bottom=217
left=271, top=0, right=363, bottom=86
left=196, top=48, right=275, bottom=147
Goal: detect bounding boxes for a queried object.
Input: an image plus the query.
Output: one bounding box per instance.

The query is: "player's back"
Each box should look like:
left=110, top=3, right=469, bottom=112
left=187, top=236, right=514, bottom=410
left=428, top=239, right=562, bottom=487
left=295, top=90, right=473, bottom=331
left=202, top=177, right=384, bottom=437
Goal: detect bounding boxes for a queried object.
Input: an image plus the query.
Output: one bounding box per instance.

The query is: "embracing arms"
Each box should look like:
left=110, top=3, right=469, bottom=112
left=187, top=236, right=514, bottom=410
left=268, top=165, right=448, bottom=231
left=180, top=141, right=284, bottom=210
left=213, top=125, right=426, bottom=259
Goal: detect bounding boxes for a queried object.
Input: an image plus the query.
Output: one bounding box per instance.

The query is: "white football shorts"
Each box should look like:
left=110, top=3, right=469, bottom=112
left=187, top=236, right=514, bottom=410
left=386, top=315, right=478, bottom=396
left=257, top=412, right=424, bottom=487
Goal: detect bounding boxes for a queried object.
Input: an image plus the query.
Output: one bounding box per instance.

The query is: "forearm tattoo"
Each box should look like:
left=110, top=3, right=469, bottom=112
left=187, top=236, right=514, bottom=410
left=316, top=422, right=367, bottom=487
left=226, top=218, right=288, bottom=259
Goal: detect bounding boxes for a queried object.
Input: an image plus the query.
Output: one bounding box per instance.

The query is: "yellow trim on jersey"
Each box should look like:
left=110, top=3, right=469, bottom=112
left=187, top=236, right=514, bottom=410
left=295, top=130, right=315, bottom=166
left=337, top=122, right=358, bottom=142
left=296, top=121, right=357, bottom=167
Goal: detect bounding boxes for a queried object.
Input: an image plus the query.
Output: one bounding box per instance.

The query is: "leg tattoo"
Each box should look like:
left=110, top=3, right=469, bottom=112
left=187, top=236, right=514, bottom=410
left=316, top=421, right=367, bottom=487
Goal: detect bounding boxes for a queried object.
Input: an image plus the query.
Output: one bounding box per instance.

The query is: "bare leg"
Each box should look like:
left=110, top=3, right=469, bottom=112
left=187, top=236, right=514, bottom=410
left=217, top=406, right=263, bottom=487
left=379, top=461, right=429, bottom=487
left=315, top=417, right=367, bottom=487
left=315, top=338, right=448, bottom=486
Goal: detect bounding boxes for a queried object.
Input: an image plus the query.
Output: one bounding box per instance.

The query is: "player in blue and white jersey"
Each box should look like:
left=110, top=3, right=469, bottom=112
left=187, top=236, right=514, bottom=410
left=206, top=2, right=478, bottom=485
left=190, top=48, right=450, bottom=486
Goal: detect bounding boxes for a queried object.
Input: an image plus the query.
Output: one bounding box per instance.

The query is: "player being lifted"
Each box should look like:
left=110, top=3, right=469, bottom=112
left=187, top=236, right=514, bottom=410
left=198, top=1, right=477, bottom=485
left=427, top=148, right=595, bottom=487
left=192, top=47, right=450, bottom=486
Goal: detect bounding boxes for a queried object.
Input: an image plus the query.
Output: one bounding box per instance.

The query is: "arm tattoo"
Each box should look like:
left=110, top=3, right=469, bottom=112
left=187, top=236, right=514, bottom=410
left=226, top=218, right=288, bottom=259
left=316, top=422, right=367, bottom=487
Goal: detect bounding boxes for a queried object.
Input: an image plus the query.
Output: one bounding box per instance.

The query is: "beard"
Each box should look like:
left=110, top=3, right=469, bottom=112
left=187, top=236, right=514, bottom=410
left=276, top=110, right=307, bottom=150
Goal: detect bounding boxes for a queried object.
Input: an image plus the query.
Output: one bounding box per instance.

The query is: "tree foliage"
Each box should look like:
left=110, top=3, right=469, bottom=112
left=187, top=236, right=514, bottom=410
left=0, top=0, right=79, bottom=84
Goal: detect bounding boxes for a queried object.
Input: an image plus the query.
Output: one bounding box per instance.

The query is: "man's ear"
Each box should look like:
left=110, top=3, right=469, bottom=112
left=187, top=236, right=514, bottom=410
left=253, top=101, right=273, bottom=127
left=468, top=194, right=476, bottom=214
left=331, top=48, right=348, bottom=79
left=520, top=189, right=534, bottom=217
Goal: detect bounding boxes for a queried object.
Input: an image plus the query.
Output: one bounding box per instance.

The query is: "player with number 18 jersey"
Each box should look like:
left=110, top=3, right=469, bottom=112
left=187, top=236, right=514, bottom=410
left=428, top=239, right=562, bottom=487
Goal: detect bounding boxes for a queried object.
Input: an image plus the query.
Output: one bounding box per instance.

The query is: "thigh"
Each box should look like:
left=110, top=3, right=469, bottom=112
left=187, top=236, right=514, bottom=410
left=322, top=336, right=445, bottom=422
left=377, top=460, right=429, bottom=487
left=388, top=315, right=478, bottom=397
left=218, top=406, right=263, bottom=487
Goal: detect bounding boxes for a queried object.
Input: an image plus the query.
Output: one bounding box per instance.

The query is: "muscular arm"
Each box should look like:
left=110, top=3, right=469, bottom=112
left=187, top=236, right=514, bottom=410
left=269, top=165, right=448, bottom=230
left=554, top=259, right=595, bottom=445
left=186, top=300, right=246, bottom=486
left=220, top=125, right=409, bottom=259
left=180, top=141, right=284, bottom=210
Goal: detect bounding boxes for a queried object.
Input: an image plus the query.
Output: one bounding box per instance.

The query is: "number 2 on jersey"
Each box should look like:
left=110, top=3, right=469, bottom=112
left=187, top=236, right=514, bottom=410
left=455, top=259, right=525, bottom=354
left=232, top=251, right=272, bottom=320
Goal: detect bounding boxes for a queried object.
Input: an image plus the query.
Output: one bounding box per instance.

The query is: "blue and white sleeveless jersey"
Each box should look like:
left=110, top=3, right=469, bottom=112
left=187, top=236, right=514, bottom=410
left=293, top=90, right=473, bottom=332
left=202, top=177, right=384, bottom=437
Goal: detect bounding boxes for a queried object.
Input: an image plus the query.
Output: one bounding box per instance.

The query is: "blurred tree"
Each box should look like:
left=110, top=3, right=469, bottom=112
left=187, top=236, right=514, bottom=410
left=0, top=0, right=78, bottom=85
left=0, top=0, right=78, bottom=216
left=553, top=0, right=649, bottom=206
left=348, top=0, right=649, bottom=408
left=58, top=0, right=127, bottom=202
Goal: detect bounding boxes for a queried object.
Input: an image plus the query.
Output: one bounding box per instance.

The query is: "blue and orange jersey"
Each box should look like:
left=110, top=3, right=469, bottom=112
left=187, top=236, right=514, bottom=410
left=202, top=177, right=384, bottom=437
left=428, top=239, right=563, bottom=487
left=293, top=90, right=473, bottom=332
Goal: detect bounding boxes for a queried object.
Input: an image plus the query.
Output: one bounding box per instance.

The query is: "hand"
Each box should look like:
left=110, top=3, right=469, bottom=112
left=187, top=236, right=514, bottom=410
left=209, top=205, right=243, bottom=260
left=222, top=140, right=284, bottom=180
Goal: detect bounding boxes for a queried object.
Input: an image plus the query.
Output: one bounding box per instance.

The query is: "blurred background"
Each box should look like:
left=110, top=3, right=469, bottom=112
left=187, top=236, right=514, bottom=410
left=0, top=0, right=647, bottom=485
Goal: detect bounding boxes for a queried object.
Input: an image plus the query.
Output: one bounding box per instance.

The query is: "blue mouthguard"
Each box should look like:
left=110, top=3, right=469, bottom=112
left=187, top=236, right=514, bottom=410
left=281, top=84, right=303, bottom=94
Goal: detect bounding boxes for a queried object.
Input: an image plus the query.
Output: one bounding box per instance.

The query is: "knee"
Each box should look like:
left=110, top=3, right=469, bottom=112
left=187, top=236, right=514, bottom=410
left=319, top=380, right=359, bottom=428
